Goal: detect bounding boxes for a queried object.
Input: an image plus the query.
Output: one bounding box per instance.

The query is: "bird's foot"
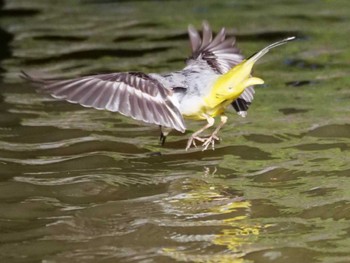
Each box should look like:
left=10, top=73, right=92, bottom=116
left=202, top=134, right=220, bottom=151
left=185, top=136, right=206, bottom=151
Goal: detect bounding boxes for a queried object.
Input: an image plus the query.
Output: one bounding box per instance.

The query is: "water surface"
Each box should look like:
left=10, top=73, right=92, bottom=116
left=1, top=0, right=350, bottom=262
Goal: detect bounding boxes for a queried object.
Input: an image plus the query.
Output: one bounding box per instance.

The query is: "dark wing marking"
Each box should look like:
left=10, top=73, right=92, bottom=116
left=231, top=86, right=255, bottom=117
left=187, top=21, right=256, bottom=117
left=187, top=21, right=243, bottom=74
left=21, top=71, right=186, bottom=132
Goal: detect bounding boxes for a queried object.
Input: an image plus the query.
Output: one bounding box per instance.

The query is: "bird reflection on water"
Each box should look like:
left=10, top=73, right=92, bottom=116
left=159, top=167, right=263, bottom=262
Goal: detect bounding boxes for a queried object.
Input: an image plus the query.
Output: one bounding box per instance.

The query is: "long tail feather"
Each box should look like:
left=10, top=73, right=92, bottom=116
left=247, top=36, right=296, bottom=63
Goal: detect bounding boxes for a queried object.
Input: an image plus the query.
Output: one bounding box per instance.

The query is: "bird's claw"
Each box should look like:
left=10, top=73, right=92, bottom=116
left=186, top=135, right=220, bottom=151
left=202, top=135, right=220, bottom=151
left=185, top=136, right=206, bottom=151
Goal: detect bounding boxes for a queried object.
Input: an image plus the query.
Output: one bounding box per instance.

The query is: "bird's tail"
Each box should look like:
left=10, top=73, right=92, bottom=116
left=247, top=36, right=296, bottom=64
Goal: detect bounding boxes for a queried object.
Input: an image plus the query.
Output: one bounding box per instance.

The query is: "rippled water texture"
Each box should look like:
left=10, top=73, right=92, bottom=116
left=1, top=0, right=350, bottom=262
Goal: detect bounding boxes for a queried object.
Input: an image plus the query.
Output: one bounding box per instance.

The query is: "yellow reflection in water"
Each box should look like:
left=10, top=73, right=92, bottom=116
left=161, top=169, right=263, bottom=262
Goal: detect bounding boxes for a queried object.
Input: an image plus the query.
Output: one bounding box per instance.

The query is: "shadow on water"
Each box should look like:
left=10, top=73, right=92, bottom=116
left=306, top=124, right=350, bottom=138
left=285, top=80, right=318, bottom=87
left=284, top=58, right=325, bottom=69
left=0, top=0, right=41, bottom=80
left=23, top=46, right=172, bottom=65
left=33, top=35, right=88, bottom=42
left=0, top=29, right=12, bottom=71
left=0, top=0, right=40, bottom=17
left=278, top=108, right=310, bottom=115
left=237, top=30, right=306, bottom=42
left=0, top=0, right=13, bottom=81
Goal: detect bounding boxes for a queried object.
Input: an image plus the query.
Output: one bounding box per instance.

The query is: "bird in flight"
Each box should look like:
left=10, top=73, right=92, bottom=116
left=22, top=21, right=295, bottom=151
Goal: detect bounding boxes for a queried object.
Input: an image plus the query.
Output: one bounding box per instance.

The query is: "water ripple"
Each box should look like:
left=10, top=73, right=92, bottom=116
left=1, top=0, right=350, bottom=262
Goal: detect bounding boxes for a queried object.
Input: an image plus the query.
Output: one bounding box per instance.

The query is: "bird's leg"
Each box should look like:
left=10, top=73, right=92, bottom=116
left=159, top=126, right=172, bottom=146
left=159, top=131, right=166, bottom=146
left=186, top=116, right=215, bottom=151
left=202, top=115, right=228, bottom=151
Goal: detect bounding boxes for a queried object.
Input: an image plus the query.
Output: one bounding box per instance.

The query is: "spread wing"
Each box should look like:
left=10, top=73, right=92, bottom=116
left=187, top=21, right=255, bottom=118
left=187, top=21, right=243, bottom=74
left=21, top=71, right=186, bottom=132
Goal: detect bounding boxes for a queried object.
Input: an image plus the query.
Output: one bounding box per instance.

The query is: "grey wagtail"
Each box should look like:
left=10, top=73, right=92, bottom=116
left=21, top=21, right=295, bottom=151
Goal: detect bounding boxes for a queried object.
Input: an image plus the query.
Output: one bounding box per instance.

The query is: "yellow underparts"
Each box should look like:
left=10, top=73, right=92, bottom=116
left=199, top=59, right=264, bottom=119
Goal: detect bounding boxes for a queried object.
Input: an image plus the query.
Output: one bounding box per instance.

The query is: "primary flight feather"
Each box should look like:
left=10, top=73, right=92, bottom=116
left=21, top=21, right=295, bottom=151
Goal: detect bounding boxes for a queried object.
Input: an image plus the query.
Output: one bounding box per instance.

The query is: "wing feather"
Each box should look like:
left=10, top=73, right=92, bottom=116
left=21, top=71, right=186, bottom=132
left=188, top=25, right=201, bottom=53
left=186, top=21, right=256, bottom=118
left=200, top=21, right=212, bottom=49
left=206, top=28, right=226, bottom=50
left=187, top=21, right=243, bottom=74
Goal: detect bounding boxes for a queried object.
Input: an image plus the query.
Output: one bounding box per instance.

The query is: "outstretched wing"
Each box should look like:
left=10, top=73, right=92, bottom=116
left=187, top=21, right=255, bottom=118
left=21, top=71, right=186, bottom=132
left=187, top=21, right=243, bottom=74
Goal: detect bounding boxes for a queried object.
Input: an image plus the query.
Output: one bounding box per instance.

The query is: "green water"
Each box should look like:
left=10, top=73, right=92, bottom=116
left=0, top=0, right=350, bottom=262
